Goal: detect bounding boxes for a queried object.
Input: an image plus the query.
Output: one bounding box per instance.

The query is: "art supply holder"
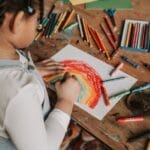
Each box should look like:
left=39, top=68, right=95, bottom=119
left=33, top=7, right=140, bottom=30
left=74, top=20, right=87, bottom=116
left=120, top=19, right=150, bottom=52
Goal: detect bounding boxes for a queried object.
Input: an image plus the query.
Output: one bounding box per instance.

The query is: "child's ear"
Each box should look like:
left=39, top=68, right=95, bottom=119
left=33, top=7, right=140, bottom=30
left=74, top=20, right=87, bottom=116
left=11, top=11, right=25, bottom=34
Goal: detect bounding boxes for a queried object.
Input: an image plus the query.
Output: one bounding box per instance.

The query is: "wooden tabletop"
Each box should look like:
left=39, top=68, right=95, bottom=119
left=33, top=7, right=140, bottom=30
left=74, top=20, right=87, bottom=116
left=28, top=0, right=150, bottom=149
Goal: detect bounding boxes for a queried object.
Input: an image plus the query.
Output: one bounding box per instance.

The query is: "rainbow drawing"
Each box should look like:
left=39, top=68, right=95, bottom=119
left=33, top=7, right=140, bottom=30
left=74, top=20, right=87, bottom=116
left=44, top=60, right=103, bottom=109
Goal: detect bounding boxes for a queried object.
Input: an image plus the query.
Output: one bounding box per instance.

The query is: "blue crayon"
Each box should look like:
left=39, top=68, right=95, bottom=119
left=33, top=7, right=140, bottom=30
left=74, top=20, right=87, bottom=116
left=121, top=56, right=140, bottom=69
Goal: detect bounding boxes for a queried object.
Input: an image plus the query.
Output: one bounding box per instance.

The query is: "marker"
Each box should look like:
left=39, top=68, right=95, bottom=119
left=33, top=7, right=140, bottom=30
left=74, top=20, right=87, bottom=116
left=117, top=116, right=144, bottom=124
left=121, top=56, right=140, bottom=69
left=110, top=62, right=124, bottom=76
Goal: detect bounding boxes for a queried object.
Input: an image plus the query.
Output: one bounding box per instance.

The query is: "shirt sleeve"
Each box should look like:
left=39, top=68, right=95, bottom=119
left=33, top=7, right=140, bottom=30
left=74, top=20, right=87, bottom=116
left=4, top=83, right=70, bottom=150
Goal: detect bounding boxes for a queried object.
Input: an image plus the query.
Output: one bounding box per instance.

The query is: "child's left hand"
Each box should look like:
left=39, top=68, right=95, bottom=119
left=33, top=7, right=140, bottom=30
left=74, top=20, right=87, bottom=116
left=36, top=59, right=65, bottom=77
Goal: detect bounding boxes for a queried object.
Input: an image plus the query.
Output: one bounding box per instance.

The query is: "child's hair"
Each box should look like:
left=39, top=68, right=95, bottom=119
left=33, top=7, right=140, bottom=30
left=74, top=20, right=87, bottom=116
left=0, top=0, right=44, bottom=26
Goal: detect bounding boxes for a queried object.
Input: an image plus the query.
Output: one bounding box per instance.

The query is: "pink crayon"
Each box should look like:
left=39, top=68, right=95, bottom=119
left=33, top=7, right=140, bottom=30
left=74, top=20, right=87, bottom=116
left=110, top=62, right=124, bottom=76
left=117, top=116, right=144, bottom=124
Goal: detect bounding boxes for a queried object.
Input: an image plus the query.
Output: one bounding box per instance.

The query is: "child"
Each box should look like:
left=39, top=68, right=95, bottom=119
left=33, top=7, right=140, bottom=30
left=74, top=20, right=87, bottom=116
left=0, top=0, right=80, bottom=150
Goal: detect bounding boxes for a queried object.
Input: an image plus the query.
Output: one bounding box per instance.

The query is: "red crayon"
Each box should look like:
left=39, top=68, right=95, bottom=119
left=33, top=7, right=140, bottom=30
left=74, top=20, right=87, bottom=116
left=101, top=85, right=110, bottom=106
left=117, top=116, right=144, bottom=124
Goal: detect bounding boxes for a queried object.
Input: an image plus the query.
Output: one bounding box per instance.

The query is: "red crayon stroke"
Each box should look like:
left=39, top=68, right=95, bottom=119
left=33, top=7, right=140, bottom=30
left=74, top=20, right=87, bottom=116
left=45, top=60, right=103, bottom=109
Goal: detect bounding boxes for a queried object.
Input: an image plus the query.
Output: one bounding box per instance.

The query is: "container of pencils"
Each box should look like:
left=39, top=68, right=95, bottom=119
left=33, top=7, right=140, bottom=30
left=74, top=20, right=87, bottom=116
left=120, top=19, right=150, bottom=52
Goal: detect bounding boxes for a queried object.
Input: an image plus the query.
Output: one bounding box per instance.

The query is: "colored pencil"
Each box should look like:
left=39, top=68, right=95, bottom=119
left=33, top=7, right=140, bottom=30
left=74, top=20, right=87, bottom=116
left=47, top=4, right=55, bottom=18
left=88, top=26, right=102, bottom=52
left=103, top=76, right=126, bottom=83
left=94, top=30, right=111, bottom=60
left=53, top=11, right=67, bottom=33
left=125, top=22, right=132, bottom=47
left=110, top=62, right=124, bottom=76
left=104, top=16, right=117, bottom=42
left=100, top=23, right=116, bottom=50
left=53, top=12, right=64, bottom=33
left=62, top=9, right=75, bottom=29
left=82, top=18, right=88, bottom=42
left=77, top=14, right=84, bottom=39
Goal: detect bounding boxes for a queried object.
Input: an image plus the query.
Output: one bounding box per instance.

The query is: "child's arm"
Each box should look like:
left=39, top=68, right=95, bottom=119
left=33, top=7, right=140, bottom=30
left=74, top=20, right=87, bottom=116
left=4, top=73, right=80, bottom=150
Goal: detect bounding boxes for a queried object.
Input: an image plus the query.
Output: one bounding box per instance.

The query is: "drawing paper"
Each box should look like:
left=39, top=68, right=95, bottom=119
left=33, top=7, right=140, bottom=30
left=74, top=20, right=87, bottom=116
left=46, top=45, right=137, bottom=120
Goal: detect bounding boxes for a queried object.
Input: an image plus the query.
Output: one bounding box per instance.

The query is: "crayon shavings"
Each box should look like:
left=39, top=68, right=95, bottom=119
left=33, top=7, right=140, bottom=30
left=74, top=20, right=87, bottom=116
left=44, top=60, right=103, bottom=109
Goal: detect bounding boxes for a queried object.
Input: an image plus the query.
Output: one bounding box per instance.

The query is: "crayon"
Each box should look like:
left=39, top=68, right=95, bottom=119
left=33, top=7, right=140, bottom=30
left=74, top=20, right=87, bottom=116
left=88, top=26, right=103, bottom=52
left=104, top=16, right=117, bottom=42
left=121, top=56, right=140, bottom=69
left=117, top=116, right=144, bottom=124
left=110, top=62, right=124, bottom=76
left=94, top=30, right=111, bottom=60
left=100, top=23, right=116, bottom=50
left=125, top=22, right=132, bottom=47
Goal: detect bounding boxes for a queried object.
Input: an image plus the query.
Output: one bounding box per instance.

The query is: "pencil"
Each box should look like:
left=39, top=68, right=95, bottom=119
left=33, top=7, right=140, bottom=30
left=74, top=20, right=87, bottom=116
left=100, top=23, right=116, bottom=50
left=125, top=22, right=132, bottom=47
left=94, top=30, right=111, bottom=60
left=62, top=9, right=75, bottom=29
left=88, top=26, right=102, bottom=52
left=104, top=16, right=117, bottom=42
left=141, top=24, right=146, bottom=49
left=53, top=11, right=67, bottom=33
left=77, top=14, right=84, bottom=39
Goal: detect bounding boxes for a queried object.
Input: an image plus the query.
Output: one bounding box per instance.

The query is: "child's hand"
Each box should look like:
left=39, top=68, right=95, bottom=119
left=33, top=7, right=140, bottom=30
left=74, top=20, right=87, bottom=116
left=36, top=59, right=64, bottom=77
left=55, top=72, right=81, bottom=115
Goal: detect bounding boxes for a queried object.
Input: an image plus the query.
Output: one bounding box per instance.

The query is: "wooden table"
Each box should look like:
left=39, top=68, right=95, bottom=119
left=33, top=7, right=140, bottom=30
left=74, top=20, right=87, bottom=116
left=28, top=0, right=150, bottom=149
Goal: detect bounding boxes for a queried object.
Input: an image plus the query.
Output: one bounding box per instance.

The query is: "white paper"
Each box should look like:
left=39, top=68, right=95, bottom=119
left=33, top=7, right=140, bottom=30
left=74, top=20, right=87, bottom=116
left=51, top=45, right=137, bottom=120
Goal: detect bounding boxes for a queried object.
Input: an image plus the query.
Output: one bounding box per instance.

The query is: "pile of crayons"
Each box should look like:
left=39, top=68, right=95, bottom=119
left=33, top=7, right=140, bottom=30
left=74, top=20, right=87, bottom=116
left=35, top=5, right=75, bottom=40
left=121, top=19, right=150, bottom=52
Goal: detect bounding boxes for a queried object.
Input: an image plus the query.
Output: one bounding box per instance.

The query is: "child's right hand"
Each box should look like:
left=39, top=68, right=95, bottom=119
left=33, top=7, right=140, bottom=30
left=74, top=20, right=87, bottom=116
left=55, top=72, right=81, bottom=115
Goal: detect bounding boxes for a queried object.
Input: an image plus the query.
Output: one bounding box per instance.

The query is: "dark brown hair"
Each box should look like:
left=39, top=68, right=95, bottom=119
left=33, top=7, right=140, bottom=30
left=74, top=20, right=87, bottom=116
left=0, top=0, right=44, bottom=26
